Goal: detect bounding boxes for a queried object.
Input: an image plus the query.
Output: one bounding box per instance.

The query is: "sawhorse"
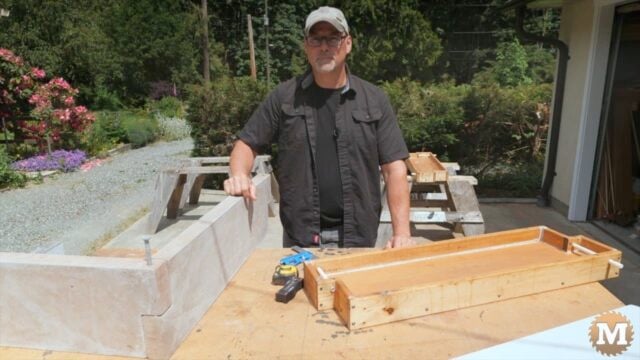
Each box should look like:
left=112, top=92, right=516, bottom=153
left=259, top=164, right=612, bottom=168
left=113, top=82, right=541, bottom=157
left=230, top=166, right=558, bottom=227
left=378, top=152, right=484, bottom=242
left=146, top=155, right=273, bottom=233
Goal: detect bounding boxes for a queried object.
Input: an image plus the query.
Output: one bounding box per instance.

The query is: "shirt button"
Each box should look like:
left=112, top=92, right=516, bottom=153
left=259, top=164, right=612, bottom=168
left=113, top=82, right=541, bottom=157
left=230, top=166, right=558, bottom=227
left=313, top=187, right=318, bottom=193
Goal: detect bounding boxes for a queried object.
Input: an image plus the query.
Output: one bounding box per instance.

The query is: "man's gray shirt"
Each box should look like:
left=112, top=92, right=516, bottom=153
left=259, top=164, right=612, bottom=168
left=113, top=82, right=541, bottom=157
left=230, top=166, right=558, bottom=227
left=238, top=71, right=409, bottom=247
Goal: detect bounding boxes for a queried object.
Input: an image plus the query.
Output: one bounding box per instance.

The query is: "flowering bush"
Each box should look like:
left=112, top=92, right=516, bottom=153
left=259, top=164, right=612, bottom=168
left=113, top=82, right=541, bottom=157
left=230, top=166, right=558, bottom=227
left=11, top=149, right=87, bottom=172
left=0, top=48, right=95, bottom=154
left=156, top=114, right=191, bottom=141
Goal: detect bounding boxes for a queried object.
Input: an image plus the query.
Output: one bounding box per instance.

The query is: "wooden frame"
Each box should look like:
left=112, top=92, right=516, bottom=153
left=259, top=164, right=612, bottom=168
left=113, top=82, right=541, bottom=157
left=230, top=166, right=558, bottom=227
left=303, top=226, right=622, bottom=330
left=406, top=152, right=448, bottom=183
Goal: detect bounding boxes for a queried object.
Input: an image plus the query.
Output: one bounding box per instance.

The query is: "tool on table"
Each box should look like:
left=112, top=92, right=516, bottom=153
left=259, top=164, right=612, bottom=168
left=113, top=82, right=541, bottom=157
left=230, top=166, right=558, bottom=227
left=275, top=277, right=303, bottom=303
left=273, top=247, right=316, bottom=303
left=271, top=264, right=298, bottom=286
left=279, top=248, right=316, bottom=266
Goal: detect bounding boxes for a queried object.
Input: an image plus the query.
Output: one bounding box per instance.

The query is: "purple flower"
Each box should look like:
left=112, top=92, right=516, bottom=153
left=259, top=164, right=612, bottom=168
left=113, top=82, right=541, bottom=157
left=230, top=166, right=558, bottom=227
left=11, top=149, right=87, bottom=172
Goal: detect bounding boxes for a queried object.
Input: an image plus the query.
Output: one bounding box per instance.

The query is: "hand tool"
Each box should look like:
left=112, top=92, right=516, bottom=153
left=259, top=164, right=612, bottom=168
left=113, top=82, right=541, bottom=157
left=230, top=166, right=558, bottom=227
left=275, top=277, right=303, bottom=303
left=280, top=248, right=315, bottom=266
left=271, top=264, right=298, bottom=285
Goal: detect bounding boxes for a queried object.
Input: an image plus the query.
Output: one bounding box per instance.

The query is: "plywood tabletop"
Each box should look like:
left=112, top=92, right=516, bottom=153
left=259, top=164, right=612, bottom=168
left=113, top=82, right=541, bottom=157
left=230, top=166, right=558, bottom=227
left=174, top=248, right=623, bottom=359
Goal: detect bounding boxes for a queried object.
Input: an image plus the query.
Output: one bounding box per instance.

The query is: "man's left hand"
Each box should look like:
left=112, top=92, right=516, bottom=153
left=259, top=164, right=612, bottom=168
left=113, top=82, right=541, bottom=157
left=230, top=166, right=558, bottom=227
left=384, top=235, right=416, bottom=249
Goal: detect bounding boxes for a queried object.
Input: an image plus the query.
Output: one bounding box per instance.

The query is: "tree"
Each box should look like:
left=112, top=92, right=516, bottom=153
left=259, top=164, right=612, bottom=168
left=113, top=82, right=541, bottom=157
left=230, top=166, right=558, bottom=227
left=0, top=0, right=204, bottom=106
left=342, top=1, right=443, bottom=83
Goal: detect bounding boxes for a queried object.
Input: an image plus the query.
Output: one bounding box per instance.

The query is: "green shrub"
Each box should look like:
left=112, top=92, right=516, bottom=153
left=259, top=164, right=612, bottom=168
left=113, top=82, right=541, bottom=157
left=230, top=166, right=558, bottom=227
left=0, top=147, right=27, bottom=189
left=186, top=76, right=268, bottom=157
left=82, top=117, right=117, bottom=157
left=155, top=115, right=191, bottom=141
left=382, top=78, right=468, bottom=159
left=121, top=111, right=157, bottom=148
left=92, top=111, right=128, bottom=144
left=148, top=97, right=186, bottom=118
left=475, top=161, right=543, bottom=198
left=10, top=143, right=39, bottom=161
left=93, top=87, right=124, bottom=111
left=456, top=79, right=553, bottom=167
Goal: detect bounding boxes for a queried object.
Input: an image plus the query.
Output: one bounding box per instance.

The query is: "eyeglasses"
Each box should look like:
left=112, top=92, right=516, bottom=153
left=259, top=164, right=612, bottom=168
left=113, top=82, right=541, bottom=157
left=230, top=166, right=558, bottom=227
left=305, top=35, right=346, bottom=48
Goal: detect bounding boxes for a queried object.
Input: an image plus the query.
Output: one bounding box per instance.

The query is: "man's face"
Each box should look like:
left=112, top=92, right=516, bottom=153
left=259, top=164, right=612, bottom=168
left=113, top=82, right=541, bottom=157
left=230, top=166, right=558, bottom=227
left=304, top=22, right=352, bottom=74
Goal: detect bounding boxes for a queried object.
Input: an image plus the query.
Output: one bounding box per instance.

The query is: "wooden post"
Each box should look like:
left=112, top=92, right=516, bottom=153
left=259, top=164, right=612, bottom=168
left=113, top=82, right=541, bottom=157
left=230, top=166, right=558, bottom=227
left=247, top=15, right=257, bottom=80
left=201, top=0, right=210, bottom=84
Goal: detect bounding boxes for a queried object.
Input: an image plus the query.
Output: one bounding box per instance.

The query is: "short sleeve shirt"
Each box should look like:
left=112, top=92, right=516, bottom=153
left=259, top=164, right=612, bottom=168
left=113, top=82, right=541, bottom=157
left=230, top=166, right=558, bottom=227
left=238, top=70, right=409, bottom=247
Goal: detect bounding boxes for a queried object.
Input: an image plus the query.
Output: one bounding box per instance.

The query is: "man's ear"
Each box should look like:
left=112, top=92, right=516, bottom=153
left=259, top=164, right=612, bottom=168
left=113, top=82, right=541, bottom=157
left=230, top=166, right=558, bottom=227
left=345, top=35, right=353, bottom=55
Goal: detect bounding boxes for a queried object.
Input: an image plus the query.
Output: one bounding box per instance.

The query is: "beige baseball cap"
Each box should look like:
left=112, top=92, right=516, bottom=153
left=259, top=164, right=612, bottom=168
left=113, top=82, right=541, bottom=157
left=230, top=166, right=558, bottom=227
left=304, top=6, right=349, bottom=36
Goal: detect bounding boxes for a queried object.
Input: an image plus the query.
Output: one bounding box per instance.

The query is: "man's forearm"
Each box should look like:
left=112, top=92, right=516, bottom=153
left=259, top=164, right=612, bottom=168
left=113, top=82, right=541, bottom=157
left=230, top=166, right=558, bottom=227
left=225, top=140, right=259, bottom=200
left=230, top=140, right=257, bottom=176
left=382, top=160, right=411, bottom=237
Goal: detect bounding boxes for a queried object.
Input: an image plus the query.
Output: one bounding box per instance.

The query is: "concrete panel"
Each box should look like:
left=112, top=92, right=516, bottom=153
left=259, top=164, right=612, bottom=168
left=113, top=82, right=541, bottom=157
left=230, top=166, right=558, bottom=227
left=142, top=174, right=271, bottom=359
left=0, top=254, right=169, bottom=357
left=0, top=174, right=272, bottom=359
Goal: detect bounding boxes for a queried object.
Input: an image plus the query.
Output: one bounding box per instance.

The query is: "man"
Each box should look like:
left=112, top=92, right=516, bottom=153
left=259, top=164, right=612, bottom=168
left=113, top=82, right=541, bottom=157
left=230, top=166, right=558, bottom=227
left=224, top=6, right=413, bottom=249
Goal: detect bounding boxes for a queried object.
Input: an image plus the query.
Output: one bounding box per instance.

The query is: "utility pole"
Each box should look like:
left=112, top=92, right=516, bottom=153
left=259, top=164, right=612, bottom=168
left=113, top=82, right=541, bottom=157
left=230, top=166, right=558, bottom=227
left=247, top=15, right=257, bottom=80
left=1, top=8, right=10, bottom=151
left=264, top=0, right=270, bottom=84
left=201, top=0, right=210, bottom=84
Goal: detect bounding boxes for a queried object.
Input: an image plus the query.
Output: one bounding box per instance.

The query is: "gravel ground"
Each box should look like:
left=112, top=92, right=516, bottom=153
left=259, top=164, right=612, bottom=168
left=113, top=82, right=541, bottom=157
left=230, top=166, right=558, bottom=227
left=0, top=139, right=193, bottom=254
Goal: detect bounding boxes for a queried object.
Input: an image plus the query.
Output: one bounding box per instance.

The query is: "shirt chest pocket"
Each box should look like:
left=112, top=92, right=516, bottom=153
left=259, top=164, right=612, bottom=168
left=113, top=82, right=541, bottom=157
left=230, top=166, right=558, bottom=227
left=279, top=104, right=306, bottom=149
left=351, top=108, right=382, bottom=145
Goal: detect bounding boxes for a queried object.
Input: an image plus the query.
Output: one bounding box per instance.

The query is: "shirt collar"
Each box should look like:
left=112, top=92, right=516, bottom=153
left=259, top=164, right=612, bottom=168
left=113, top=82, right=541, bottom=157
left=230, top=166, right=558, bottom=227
left=301, top=66, right=355, bottom=95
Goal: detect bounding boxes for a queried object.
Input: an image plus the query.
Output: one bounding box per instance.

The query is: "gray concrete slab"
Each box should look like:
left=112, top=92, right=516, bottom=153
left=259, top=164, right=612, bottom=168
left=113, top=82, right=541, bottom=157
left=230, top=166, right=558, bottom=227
left=103, top=189, right=227, bottom=251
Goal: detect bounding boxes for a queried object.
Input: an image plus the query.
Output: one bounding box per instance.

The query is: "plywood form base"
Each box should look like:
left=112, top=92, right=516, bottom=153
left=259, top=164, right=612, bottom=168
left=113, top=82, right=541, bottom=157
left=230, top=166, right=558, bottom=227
left=304, top=226, right=622, bottom=330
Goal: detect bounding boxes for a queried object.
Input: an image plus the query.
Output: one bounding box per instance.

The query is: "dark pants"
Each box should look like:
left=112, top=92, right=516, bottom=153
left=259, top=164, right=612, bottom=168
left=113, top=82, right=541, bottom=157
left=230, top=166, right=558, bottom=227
left=282, top=225, right=344, bottom=248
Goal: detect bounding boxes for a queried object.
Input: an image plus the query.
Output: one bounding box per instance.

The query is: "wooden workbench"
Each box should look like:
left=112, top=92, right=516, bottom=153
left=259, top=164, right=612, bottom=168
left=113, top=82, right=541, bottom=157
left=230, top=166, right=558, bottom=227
left=173, top=248, right=623, bottom=359
left=0, top=248, right=624, bottom=359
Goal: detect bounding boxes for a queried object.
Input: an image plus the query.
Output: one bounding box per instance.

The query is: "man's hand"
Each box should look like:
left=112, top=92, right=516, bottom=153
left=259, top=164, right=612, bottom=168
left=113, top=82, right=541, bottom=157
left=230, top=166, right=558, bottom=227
left=384, top=234, right=416, bottom=249
left=226, top=140, right=258, bottom=201
left=223, top=174, right=256, bottom=201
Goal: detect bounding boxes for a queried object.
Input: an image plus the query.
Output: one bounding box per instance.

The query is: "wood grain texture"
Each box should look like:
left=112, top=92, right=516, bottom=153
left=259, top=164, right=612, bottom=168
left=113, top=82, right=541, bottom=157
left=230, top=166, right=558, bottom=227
left=304, top=227, right=622, bottom=329
left=406, top=152, right=448, bottom=183
left=168, top=249, right=623, bottom=359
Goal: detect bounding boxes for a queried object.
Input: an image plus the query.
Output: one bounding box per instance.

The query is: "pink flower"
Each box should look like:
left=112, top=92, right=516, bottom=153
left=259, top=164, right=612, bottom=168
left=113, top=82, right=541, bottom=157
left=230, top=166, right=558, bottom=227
left=31, top=67, right=46, bottom=79
left=28, top=94, right=42, bottom=105
left=0, top=48, right=24, bottom=65
left=50, top=77, right=71, bottom=90
left=64, top=96, right=74, bottom=106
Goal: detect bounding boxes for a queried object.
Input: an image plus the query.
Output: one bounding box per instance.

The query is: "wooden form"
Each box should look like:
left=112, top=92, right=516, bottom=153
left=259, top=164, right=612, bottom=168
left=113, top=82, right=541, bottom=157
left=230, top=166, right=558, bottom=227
left=304, top=226, right=622, bottom=330
left=407, top=152, right=483, bottom=236
left=378, top=152, right=484, bottom=237
left=406, top=152, right=448, bottom=183
left=146, top=155, right=272, bottom=233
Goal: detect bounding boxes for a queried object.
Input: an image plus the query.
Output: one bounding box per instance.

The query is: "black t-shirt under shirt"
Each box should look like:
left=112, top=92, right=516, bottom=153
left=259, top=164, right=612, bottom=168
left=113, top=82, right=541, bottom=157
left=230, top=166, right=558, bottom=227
left=308, top=82, right=343, bottom=228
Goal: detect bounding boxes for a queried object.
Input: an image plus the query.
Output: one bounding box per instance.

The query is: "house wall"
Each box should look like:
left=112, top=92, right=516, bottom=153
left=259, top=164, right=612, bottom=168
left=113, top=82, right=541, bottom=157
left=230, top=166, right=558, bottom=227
left=552, top=0, right=631, bottom=220
left=550, top=0, right=597, bottom=212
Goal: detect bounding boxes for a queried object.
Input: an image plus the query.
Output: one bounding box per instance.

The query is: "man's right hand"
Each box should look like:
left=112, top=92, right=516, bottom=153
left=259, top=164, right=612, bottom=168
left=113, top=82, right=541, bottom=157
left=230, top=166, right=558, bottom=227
left=223, top=174, right=257, bottom=201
